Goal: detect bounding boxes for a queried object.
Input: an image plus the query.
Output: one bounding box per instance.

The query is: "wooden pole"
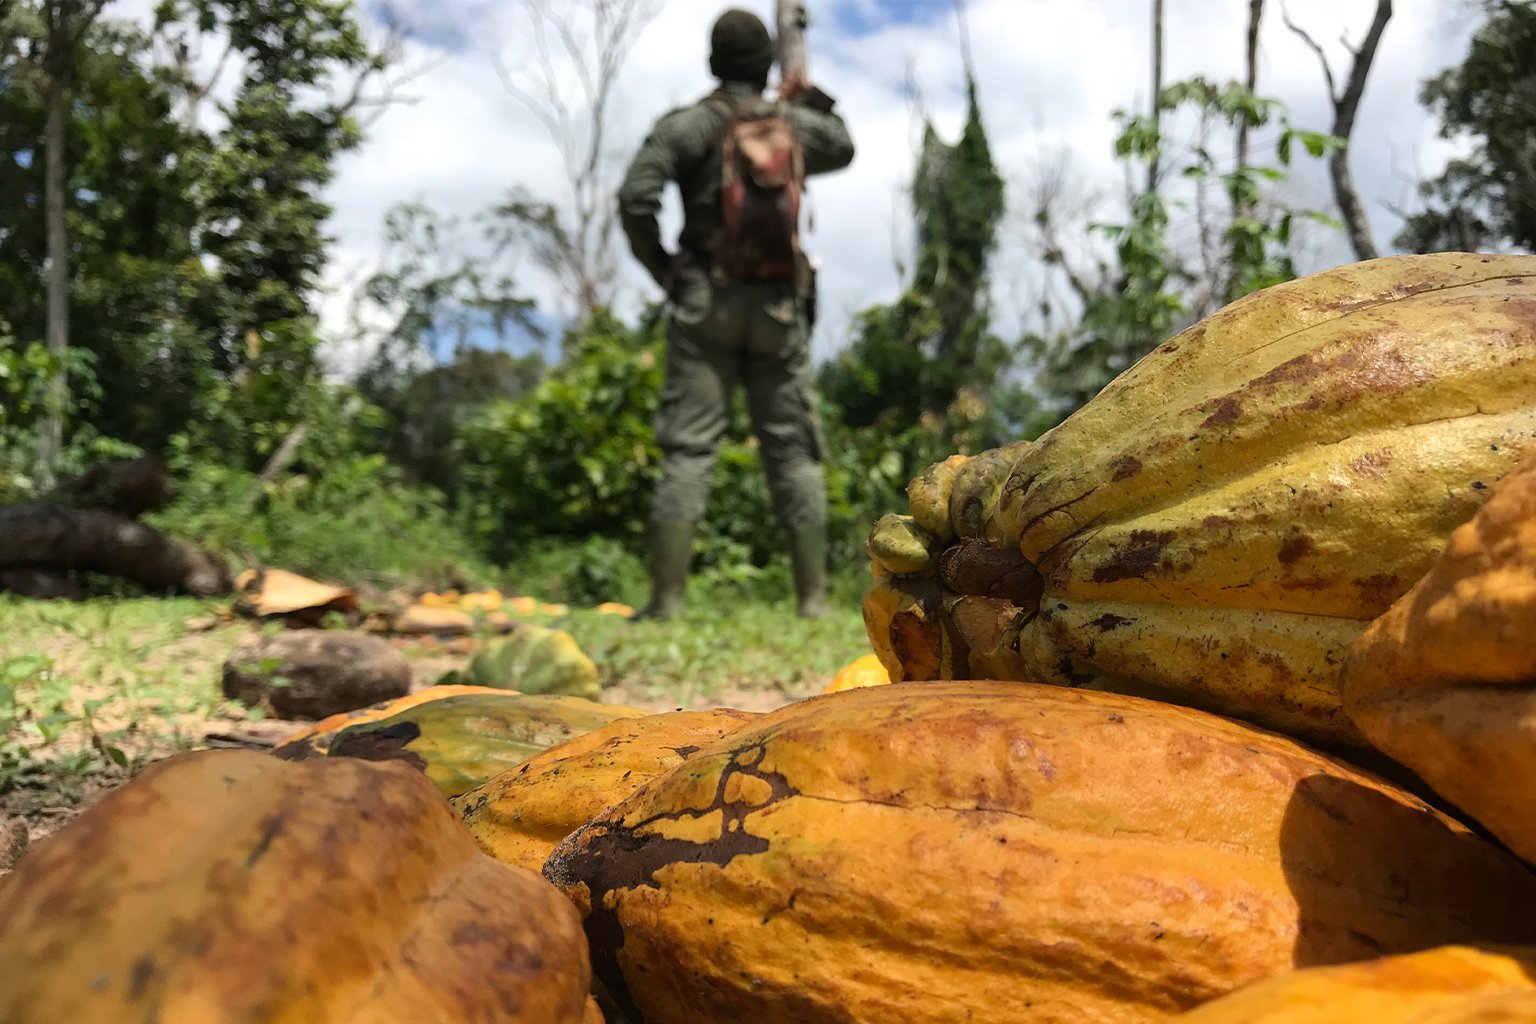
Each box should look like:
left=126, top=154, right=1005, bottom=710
left=776, top=0, right=808, bottom=84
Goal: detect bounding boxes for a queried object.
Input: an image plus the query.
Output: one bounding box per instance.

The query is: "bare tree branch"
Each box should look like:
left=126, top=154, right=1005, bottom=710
left=1147, top=0, right=1164, bottom=194
left=1333, top=0, right=1392, bottom=141
left=887, top=55, right=925, bottom=282
left=333, top=8, right=445, bottom=129
left=1230, top=0, right=1264, bottom=301
left=1281, top=4, right=1338, bottom=102
left=149, top=10, right=236, bottom=132
left=1282, top=0, right=1392, bottom=261
left=1192, top=104, right=1222, bottom=315
left=490, top=50, right=565, bottom=142
left=1014, top=147, right=1106, bottom=325
left=491, top=0, right=661, bottom=322
left=34, top=0, right=111, bottom=486
left=56, top=0, right=110, bottom=52
left=1235, top=0, right=1263, bottom=187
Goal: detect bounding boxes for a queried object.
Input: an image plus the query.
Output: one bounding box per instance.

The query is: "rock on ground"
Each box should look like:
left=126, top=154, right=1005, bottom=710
left=222, top=630, right=411, bottom=720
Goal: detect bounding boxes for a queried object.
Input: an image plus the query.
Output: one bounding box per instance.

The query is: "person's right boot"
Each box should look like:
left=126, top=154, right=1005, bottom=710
left=631, top=520, right=695, bottom=622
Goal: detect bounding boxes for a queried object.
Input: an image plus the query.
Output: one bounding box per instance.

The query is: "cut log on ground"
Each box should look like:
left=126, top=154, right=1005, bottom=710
left=0, top=569, right=87, bottom=600
left=0, top=505, right=229, bottom=596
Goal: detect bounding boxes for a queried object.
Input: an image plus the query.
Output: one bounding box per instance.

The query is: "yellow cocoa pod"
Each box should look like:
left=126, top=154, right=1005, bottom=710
left=822, top=652, right=891, bottom=693
left=317, top=693, right=647, bottom=797
left=1343, top=455, right=1536, bottom=865
left=866, top=513, right=939, bottom=575
left=0, top=750, right=592, bottom=1024
left=467, top=623, right=601, bottom=699
left=906, top=454, right=970, bottom=541
left=1174, top=945, right=1536, bottom=1023
left=273, top=684, right=513, bottom=760
left=873, top=253, right=1536, bottom=750
left=454, top=709, right=758, bottom=872
left=546, top=682, right=1536, bottom=1024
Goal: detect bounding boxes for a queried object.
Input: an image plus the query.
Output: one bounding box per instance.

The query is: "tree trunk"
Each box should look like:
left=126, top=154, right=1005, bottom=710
left=35, top=0, right=111, bottom=487
left=1331, top=148, right=1378, bottom=261
left=1284, top=0, right=1391, bottom=262
left=39, top=69, right=69, bottom=489
left=1148, top=0, right=1164, bottom=194
left=1235, top=0, right=1264, bottom=211
left=1328, top=0, right=1391, bottom=261
left=776, top=0, right=808, bottom=82
left=1225, top=0, right=1265, bottom=302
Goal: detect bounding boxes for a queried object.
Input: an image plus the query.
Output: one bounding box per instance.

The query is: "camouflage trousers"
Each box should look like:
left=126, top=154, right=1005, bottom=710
left=650, top=278, right=828, bottom=528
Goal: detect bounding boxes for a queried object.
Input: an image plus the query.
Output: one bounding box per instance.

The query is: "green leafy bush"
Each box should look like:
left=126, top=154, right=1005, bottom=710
left=150, top=390, right=491, bottom=590
left=150, top=452, right=486, bottom=590
left=458, top=312, right=664, bottom=559
left=502, top=535, right=649, bottom=607
left=0, top=332, right=141, bottom=502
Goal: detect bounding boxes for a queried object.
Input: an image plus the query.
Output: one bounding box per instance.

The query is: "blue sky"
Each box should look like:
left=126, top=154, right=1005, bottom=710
left=362, top=0, right=470, bottom=52
left=370, top=1, right=951, bottom=54
left=830, top=0, right=951, bottom=36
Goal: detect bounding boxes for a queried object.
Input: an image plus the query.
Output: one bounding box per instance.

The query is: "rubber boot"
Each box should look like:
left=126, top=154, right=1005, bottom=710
left=631, top=520, right=695, bottom=622
left=786, top=523, right=829, bottom=620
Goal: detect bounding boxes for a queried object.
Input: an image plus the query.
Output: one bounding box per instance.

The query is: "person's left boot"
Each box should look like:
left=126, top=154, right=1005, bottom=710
left=786, top=523, right=829, bottom=620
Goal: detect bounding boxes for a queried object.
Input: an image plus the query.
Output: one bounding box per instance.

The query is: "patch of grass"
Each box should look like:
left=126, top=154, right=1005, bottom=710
left=553, top=574, right=874, bottom=707
left=498, top=536, right=876, bottom=616
left=0, top=595, right=246, bottom=813
left=0, top=577, right=882, bottom=828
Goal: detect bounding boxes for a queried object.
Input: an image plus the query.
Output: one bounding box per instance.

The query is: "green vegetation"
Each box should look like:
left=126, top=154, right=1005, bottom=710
left=1028, top=78, right=1344, bottom=416
left=1396, top=0, right=1536, bottom=254
left=1, top=597, right=231, bottom=819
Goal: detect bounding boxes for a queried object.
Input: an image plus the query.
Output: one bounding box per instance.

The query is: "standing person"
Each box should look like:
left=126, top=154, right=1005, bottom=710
left=618, top=7, right=855, bottom=621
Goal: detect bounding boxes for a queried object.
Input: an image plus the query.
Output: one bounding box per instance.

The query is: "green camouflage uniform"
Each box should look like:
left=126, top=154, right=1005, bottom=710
left=618, top=81, right=856, bottom=529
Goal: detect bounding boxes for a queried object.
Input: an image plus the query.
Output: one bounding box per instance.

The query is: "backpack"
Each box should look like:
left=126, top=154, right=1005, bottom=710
left=708, top=92, right=806, bottom=281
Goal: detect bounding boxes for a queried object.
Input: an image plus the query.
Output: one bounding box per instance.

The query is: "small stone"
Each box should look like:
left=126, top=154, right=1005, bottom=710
left=221, top=630, right=411, bottom=720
